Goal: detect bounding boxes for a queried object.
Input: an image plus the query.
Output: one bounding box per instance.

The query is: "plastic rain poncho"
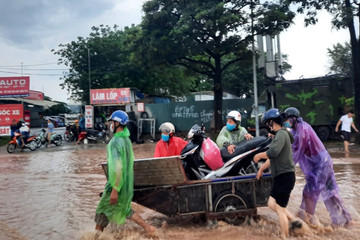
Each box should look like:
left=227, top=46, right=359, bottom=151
left=291, top=118, right=352, bottom=225
left=216, top=125, right=248, bottom=148
left=96, top=127, right=134, bottom=225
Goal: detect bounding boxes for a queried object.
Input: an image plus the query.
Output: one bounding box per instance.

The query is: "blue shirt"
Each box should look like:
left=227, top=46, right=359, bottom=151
left=79, top=117, right=85, bottom=129
left=48, top=122, right=54, bottom=133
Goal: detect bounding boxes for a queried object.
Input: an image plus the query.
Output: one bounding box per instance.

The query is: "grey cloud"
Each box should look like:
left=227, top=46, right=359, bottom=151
left=0, top=0, right=115, bottom=48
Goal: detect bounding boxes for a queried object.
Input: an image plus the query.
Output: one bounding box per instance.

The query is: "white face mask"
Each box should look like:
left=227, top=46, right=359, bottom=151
left=109, top=122, right=114, bottom=133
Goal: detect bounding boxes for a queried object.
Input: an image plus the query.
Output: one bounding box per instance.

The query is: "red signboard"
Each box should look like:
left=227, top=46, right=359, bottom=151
left=85, top=105, right=93, bottom=128
left=0, top=104, right=24, bottom=126
left=0, top=76, right=30, bottom=98
left=90, top=88, right=131, bottom=105
left=24, top=90, right=44, bottom=100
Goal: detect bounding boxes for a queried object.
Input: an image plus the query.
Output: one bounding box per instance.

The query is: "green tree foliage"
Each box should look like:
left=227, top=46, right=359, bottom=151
left=285, top=0, right=360, bottom=127
left=140, top=0, right=295, bottom=130
left=52, top=24, right=196, bottom=103
left=327, top=42, right=352, bottom=77
left=44, top=102, right=71, bottom=116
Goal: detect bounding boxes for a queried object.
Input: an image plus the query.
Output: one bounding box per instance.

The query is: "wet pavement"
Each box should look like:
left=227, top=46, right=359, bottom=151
left=0, top=140, right=359, bottom=240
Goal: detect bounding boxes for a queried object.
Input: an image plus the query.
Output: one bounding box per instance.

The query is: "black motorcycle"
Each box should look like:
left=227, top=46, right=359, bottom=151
left=81, top=128, right=111, bottom=144
left=181, top=124, right=271, bottom=180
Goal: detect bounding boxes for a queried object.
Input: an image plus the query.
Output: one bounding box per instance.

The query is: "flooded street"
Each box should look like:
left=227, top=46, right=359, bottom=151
left=0, top=141, right=359, bottom=240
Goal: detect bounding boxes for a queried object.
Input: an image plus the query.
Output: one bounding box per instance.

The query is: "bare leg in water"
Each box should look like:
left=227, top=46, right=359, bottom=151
left=95, top=213, right=156, bottom=236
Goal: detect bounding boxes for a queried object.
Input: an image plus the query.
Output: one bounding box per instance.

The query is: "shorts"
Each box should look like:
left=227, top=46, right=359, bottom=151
left=94, top=210, right=135, bottom=228
left=270, top=172, right=295, bottom=208
left=341, top=131, right=351, bottom=142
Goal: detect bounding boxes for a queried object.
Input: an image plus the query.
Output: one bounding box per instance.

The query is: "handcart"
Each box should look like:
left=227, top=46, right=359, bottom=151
left=101, top=155, right=272, bottom=223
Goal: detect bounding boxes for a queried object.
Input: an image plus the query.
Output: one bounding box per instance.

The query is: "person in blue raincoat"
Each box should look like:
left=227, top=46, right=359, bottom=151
left=284, top=107, right=353, bottom=226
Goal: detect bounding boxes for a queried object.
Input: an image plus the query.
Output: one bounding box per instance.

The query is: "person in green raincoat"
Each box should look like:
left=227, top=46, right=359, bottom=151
left=216, top=110, right=253, bottom=154
left=95, top=110, right=156, bottom=236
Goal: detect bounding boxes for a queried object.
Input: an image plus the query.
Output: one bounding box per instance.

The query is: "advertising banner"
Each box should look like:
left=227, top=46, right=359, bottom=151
left=0, top=104, right=24, bottom=136
left=0, top=104, right=24, bottom=126
left=24, top=90, right=44, bottom=100
left=85, top=105, right=93, bottom=129
left=0, top=76, right=30, bottom=98
left=90, top=88, right=131, bottom=105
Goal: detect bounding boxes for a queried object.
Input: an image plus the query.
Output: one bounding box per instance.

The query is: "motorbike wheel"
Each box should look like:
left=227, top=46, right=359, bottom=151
left=29, top=141, right=38, bottom=151
left=54, top=136, right=62, bottom=146
left=64, top=132, right=70, bottom=141
left=7, top=143, right=16, bottom=153
left=35, top=138, right=42, bottom=148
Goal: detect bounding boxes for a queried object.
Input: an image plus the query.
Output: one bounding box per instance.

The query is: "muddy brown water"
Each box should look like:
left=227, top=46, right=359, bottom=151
left=0, top=141, right=359, bottom=240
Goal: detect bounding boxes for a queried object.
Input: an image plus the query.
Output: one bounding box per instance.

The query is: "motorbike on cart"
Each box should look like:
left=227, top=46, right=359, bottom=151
left=7, top=132, right=38, bottom=153
left=181, top=124, right=271, bottom=180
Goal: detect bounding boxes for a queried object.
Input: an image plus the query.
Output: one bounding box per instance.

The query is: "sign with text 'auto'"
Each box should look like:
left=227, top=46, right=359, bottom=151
left=90, top=88, right=130, bottom=105
left=0, top=76, right=30, bottom=98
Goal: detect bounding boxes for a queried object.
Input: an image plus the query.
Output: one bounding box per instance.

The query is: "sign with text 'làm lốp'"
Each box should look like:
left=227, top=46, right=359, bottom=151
left=90, top=88, right=130, bottom=105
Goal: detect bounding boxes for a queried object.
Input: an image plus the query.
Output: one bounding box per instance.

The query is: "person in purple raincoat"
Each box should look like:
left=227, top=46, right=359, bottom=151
left=284, top=107, right=353, bottom=226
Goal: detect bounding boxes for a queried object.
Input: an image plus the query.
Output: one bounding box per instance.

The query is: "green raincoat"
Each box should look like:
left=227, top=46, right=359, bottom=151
left=96, top=127, right=134, bottom=225
left=216, top=125, right=249, bottom=148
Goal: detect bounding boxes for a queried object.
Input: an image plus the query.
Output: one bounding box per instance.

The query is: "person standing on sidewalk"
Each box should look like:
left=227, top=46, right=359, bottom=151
left=335, top=110, right=359, bottom=153
left=285, top=107, right=353, bottom=227
left=94, top=110, right=156, bottom=237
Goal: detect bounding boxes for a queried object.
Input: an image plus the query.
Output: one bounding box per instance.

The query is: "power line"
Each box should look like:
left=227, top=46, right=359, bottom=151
left=0, top=67, right=68, bottom=71
left=0, top=62, right=59, bottom=67
left=0, top=70, right=67, bottom=76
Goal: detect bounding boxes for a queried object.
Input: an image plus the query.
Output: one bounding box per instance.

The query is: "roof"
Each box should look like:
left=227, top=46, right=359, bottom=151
left=0, top=97, right=60, bottom=108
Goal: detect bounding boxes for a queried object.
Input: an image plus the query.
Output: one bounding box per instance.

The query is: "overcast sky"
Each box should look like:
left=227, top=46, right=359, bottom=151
left=0, top=0, right=350, bottom=103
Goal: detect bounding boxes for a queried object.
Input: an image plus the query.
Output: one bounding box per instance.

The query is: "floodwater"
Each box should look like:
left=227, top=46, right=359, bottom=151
left=0, top=141, right=359, bottom=240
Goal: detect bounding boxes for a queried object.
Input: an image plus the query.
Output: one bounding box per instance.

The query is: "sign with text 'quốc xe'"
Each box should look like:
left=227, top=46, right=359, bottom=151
left=90, top=88, right=130, bottom=105
left=0, top=76, right=30, bottom=98
left=0, top=104, right=24, bottom=136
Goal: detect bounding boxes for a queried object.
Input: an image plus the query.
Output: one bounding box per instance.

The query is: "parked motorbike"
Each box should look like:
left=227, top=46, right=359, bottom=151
left=181, top=124, right=271, bottom=180
left=63, top=124, right=75, bottom=142
left=7, top=132, right=38, bottom=153
left=78, top=128, right=111, bottom=144
left=35, top=129, right=63, bottom=147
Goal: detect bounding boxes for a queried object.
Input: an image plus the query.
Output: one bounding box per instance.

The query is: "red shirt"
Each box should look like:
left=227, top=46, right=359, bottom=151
left=153, top=136, right=188, bottom=157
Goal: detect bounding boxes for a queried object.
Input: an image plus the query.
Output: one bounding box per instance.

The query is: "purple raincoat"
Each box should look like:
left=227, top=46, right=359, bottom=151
left=291, top=118, right=352, bottom=226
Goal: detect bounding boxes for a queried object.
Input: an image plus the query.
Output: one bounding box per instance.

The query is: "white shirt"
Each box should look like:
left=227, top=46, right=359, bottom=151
left=340, top=114, right=353, bottom=132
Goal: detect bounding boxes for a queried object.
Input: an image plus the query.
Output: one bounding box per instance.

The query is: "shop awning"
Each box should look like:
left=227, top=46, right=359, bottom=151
left=0, top=98, right=60, bottom=108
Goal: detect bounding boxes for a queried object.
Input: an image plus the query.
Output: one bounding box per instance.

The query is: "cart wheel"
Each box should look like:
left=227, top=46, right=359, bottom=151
left=214, top=191, right=248, bottom=225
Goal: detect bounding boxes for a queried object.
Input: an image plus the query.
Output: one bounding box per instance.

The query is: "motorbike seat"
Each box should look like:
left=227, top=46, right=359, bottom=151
left=221, top=136, right=271, bottom=162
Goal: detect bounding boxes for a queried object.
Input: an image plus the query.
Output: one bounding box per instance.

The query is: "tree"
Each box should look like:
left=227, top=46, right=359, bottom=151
left=327, top=42, right=352, bottom=77
left=140, top=0, right=295, bottom=130
left=285, top=0, right=360, bottom=128
left=52, top=25, right=196, bottom=103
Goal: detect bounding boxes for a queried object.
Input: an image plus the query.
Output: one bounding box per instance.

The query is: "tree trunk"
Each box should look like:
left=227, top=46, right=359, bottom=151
left=346, top=0, right=360, bottom=127
left=213, top=56, right=223, bottom=131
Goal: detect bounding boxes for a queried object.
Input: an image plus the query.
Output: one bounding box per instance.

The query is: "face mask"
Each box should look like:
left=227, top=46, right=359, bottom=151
left=226, top=123, right=236, bottom=131
left=284, top=122, right=292, bottom=128
left=110, top=122, right=116, bottom=134
left=162, top=134, right=170, bottom=142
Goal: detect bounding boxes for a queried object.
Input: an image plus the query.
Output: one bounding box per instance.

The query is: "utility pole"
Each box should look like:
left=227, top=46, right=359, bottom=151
left=88, top=48, right=91, bottom=104
left=251, top=0, right=259, bottom=137
left=21, top=62, right=23, bottom=76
